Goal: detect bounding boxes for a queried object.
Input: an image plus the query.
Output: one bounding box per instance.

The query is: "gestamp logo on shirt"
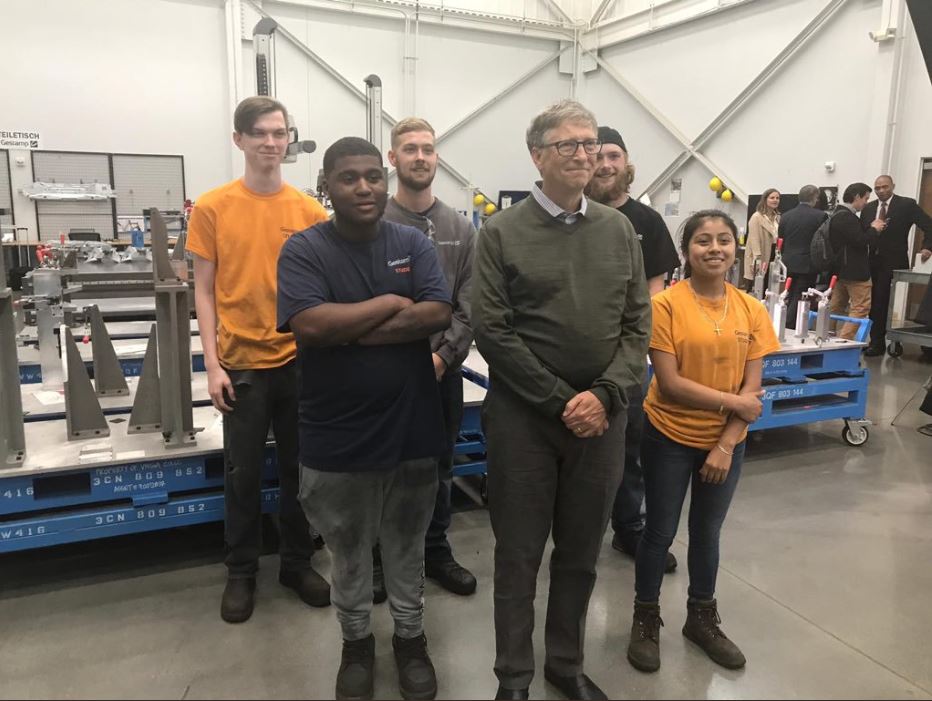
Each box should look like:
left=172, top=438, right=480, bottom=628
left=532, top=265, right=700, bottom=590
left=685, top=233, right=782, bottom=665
left=388, top=256, right=412, bottom=274
left=734, top=330, right=751, bottom=344
left=280, top=227, right=299, bottom=239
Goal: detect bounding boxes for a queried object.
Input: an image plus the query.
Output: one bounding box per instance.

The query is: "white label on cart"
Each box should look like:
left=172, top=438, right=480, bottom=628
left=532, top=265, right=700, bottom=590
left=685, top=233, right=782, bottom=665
left=115, top=450, right=147, bottom=461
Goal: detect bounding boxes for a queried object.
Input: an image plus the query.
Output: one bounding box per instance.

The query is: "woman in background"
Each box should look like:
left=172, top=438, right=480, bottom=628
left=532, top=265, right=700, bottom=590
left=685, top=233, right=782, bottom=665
left=742, top=188, right=781, bottom=294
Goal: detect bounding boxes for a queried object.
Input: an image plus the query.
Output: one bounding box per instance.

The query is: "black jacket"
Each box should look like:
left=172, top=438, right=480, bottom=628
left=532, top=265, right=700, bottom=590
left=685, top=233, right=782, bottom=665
left=778, top=202, right=827, bottom=274
left=861, top=195, right=932, bottom=271
left=830, top=206, right=876, bottom=281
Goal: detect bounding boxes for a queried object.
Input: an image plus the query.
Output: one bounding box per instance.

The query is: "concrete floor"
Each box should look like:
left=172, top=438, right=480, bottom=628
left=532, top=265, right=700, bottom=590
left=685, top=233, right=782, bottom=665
left=1, top=351, right=931, bottom=700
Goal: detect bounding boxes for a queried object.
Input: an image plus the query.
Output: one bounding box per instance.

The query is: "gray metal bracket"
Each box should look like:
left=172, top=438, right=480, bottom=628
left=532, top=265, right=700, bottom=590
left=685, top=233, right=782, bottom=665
left=128, top=325, right=162, bottom=434
left=0, top=265, right=26, bottom=466
left=87, top=305, right=129, bottom=396
left=151, top=209, right=198, bottom=448
left=63, top=327, right=110, bottom=441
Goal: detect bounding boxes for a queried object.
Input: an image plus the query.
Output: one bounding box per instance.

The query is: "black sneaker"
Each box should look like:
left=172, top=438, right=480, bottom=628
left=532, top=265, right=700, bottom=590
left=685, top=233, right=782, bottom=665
left=220, top=577, right=256, bottom=624
left=393, top=633, right=437, bottom=700
left=611, top=530, right=677, bottom=573
left=425, top=558, right=477, bottom=596
left=863, top=345, right=884, bottom=357
left=337, top=634, right=375, bottom=701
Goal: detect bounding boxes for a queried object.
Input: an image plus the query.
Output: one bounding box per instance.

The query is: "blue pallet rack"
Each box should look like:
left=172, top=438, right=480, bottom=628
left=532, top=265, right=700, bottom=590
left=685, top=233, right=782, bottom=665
left=1, top=375, right=488, bottom=554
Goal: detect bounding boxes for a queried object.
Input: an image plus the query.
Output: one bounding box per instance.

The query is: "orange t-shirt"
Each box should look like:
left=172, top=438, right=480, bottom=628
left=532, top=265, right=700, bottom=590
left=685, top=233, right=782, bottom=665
left=186, top=179, right=329, bottom=370
left=644, top=281, right=781, bottom=449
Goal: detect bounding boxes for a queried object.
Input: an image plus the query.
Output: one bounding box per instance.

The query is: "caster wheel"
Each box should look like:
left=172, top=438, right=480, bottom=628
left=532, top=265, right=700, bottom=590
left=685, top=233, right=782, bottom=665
left=887, top=341, right=903, bottom=358
left=842, top=424, right=869, bottom=446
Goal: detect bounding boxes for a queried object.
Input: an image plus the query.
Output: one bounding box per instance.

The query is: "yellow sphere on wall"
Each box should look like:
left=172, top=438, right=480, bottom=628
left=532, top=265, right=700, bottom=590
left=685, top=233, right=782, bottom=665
left=709, top=177, right=723, bottom=192
left=473, top=194, right=486, bottom=207
left=721, top=189, right=734, bottom=202
left=484, top=203, right=496, bottom=216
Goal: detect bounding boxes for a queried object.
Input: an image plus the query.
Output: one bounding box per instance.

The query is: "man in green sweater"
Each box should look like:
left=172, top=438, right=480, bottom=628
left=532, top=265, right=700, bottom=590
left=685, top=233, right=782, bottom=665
left=472, top=100, right=651, bottom=701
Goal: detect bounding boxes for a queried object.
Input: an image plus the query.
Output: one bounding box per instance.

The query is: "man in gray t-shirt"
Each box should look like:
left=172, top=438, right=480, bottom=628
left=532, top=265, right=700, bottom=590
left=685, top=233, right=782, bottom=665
left=379, top=117, right=478, bottom=598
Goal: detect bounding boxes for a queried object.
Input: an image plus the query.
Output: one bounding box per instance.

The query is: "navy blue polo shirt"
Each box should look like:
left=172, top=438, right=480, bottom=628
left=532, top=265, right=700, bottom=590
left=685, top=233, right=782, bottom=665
left=277, top=219, right=451, bottom=472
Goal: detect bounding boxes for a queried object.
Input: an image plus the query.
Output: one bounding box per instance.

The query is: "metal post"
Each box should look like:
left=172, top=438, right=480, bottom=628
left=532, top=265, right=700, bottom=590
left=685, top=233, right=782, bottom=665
left=0, top=264, right=26, bottom=465
left=364, top=75, right=383, bottom=154
left=151, top=209, right=197, bottom=448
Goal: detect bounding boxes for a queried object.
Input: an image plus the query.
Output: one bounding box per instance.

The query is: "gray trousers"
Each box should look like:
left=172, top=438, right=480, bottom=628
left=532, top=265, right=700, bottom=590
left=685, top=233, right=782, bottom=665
left=483, top=387, right=625, bottom=689
left=299, top=459, right=438, bottom=641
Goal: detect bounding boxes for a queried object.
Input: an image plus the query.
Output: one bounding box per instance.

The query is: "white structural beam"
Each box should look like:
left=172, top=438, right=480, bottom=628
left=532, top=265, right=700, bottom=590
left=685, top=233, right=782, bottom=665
left=265, top=0, right=575, bottom=42
left=247, top=0, right=485, bottom=189
left=435, top=46, right=571, bottom=146
left=589, top=0, right=617, bottom=26
left=591, top=0, right=762, bottom=51
left=582, top=47, right=749, bottom=202
left=621, top=0, right=849, bottom=204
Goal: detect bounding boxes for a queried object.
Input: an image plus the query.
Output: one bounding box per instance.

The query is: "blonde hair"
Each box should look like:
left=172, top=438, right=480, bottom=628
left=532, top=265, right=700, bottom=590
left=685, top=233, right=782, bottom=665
left=391, top=117, right=436, bottom=148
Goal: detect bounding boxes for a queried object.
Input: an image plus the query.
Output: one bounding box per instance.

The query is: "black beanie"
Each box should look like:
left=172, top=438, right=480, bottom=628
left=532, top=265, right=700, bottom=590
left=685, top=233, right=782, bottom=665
left=598, top=126, right=627, bottom=153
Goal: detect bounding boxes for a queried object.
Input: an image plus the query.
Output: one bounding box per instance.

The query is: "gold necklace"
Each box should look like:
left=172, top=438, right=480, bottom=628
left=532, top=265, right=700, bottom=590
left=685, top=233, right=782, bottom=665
left=688, top=280, right=729, bottom=336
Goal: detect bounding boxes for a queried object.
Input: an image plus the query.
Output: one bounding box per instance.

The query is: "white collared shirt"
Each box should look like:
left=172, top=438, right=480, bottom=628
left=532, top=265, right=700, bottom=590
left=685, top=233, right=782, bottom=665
left=531, top=181, right=587, bottom=225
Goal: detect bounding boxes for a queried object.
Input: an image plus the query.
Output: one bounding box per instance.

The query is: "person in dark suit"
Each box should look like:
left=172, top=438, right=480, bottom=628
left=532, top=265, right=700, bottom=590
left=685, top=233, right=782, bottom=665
left=779, top=184, right=827, bottom=327
left=861, top=175, right=932, bottom=355
left=829, top=183, right=879, bottom=340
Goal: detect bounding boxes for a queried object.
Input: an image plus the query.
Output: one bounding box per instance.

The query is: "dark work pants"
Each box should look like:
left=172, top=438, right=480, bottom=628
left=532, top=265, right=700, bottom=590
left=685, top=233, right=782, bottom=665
left=222, top=361, right=314, bottom=578
left=484, top=387, right=625, bottom=689
left=424, top=371, right=464, bottom=564
left=786, top=272, right=817, bottom=330
left=635, top=419, right=744, bottom=603
left=869, top=263, right=894, bottom=349
left=612, top=383, right=645, bottom=535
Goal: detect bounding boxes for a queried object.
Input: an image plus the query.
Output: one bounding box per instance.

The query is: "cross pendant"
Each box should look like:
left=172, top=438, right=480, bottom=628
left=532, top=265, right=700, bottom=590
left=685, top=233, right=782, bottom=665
left=713, top=325, right=722, bottom=336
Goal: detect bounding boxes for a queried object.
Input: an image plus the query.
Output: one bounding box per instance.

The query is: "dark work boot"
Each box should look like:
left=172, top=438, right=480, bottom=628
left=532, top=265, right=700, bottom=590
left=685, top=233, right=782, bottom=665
left=220, top=577, right=256, bottom=623
left=279, top=566, right=331, bottom=608
left=425, top=557, right=477, bottom=596
left=393, top=633, right=438, bottom=700
left=682, top=598, right=746, bottom=669
left=372, top=546, right=387, bottom=605
left=336, top=634, right=376, bottom=701
left=626, top=600, right=663, bottom=672
left=612, top=529, right=678, bottom=573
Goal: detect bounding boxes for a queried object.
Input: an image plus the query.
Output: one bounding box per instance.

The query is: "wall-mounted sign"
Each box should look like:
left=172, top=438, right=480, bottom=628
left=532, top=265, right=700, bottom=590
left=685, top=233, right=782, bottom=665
left=0, top=129, right=41, bottom=149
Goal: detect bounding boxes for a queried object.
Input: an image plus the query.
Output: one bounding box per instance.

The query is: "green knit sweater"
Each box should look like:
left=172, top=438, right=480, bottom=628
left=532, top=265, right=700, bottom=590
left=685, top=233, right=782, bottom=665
left=472, top=194, right=651, bottom=418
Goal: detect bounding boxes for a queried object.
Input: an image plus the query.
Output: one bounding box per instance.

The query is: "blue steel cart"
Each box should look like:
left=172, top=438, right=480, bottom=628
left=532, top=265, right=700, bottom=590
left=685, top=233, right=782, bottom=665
left=754, top=314, right=872, bottom=446
left=1, top=375, right=489, bottom=554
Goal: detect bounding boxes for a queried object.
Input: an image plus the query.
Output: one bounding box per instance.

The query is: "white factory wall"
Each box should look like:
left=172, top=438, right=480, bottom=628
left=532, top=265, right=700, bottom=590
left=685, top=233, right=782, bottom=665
left=2, top=0, right=929, bottom=240
left=239, top=0, right=573, bottom=214
left=579, top=0, right=932, bottom=232
left=0, top=0, right=232, bottom=240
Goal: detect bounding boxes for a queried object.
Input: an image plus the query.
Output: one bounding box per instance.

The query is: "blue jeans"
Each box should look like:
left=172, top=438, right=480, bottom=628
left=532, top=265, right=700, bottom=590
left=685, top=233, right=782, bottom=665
left=635, top=418, right=745, bottom=603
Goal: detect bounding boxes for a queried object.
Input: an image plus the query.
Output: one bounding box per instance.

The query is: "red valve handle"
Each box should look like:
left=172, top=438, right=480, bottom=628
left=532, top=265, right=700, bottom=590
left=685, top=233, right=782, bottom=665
left=777, top=238, right=784, bottom=252
left=784, top=277, right=792, bottom=292
left=82, top=334, right=90, bottom=344
left=828, top=275, right=838, bottom=290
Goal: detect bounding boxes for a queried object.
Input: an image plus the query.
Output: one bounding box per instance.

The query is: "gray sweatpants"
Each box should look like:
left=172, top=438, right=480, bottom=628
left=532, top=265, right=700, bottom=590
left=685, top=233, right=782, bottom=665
left=299, top=459, right=439, bottom=641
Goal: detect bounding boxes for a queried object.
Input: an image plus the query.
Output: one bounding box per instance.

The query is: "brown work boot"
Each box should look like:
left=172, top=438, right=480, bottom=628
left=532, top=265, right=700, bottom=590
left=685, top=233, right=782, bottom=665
left=682, top=598, right=746, bottom=669
left=626, top=600, right=663, bottom=672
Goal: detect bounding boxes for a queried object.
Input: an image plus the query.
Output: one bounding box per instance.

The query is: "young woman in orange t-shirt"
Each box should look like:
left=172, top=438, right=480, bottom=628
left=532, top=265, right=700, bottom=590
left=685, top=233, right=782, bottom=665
left=626, top=210, right=780, bottom=674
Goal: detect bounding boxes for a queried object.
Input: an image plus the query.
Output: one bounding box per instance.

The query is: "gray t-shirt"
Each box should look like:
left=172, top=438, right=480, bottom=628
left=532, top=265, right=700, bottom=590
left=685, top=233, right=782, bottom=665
left=384, top=196, right=476, bottom=370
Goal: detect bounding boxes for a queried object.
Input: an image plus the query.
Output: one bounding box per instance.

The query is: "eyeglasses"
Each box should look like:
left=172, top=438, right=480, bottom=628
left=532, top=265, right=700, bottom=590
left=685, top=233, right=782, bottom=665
left=540, top=139, right=602, bottom=157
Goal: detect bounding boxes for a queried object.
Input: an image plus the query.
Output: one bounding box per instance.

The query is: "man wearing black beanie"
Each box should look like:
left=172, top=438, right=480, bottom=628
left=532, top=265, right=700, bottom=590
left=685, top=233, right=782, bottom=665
left=585, top=125, right=680, bottom=572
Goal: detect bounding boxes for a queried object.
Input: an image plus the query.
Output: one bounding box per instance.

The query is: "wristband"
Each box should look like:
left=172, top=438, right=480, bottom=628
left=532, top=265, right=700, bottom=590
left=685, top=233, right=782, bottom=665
left=716, top=443, right=733, bottom=456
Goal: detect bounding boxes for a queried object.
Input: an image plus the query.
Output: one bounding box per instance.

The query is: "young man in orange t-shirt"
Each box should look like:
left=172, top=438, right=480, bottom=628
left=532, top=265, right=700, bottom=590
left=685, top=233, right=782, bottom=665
left=186, top=97, right=331, bottom=624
